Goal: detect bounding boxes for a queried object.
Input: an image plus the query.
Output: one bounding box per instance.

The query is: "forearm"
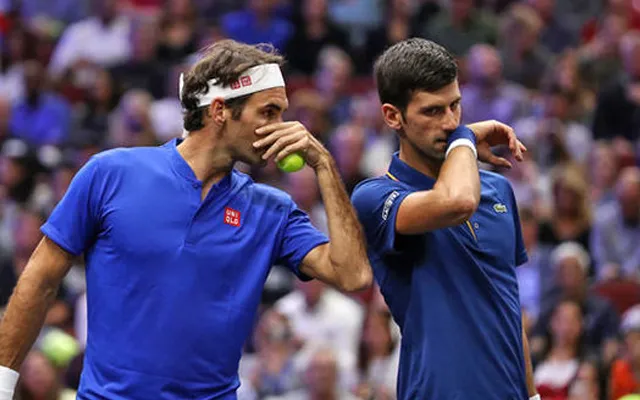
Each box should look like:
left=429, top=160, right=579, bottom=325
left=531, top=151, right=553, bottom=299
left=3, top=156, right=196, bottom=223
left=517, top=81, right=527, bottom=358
left=0, top=238, right=71, bottom=371
left=0, top=267, right=61, bottom=370
left=387, top=146, right=481, bottom=235
left=522, top=325, right=537, bottom=397
left=434, top=145, right=481, bottom=214
left=314, top=157, right=370, bottom=288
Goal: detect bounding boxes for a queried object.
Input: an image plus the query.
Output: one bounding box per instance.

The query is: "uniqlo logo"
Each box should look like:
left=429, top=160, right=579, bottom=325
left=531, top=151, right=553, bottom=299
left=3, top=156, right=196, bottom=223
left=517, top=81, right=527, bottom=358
left=224, top=207, right=241, bottom=227
left=230, top=76, right=252, bottom=90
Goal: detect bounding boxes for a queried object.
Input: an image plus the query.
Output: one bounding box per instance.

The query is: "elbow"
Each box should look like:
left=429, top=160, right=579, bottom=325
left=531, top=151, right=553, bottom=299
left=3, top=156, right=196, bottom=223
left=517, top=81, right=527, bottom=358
left=434, top=182, right=479, bottom=223
left=336, top=262, right=373, bottom=293
left=450, top=194, right=479, bottom=222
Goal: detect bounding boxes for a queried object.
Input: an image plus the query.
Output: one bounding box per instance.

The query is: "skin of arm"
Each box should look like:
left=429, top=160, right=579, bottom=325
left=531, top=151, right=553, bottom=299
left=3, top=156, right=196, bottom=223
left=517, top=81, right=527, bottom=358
left=0, top=237, right=73, bottom=370
left=299, top=155, right=372, bottom=292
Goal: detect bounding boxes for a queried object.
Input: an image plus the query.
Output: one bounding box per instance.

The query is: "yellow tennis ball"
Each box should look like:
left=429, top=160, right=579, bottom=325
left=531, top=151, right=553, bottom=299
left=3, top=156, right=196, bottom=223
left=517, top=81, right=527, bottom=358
left=40, top=329, right=79, bottom=367
left=277, top=153, right=306, bottom=173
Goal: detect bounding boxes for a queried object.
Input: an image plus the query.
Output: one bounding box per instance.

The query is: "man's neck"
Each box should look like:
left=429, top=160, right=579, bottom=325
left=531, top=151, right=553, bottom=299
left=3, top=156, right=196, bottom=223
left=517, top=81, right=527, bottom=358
left=399, top=143, right=441, bottom=179
left=177, top=131, right=233, bottom=187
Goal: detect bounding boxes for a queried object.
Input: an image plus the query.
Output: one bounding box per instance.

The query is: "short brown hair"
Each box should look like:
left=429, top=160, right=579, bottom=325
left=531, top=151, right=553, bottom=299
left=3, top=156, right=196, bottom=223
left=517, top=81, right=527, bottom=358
left=181, top=40, right=285, bottom=131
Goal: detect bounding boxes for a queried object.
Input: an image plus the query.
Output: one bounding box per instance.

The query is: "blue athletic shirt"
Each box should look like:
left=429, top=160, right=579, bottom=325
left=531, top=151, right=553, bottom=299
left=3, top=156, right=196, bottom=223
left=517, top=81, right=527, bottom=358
left=41, top=138, right=329, bottom=399
left=351, top=153, right=529, bottom=400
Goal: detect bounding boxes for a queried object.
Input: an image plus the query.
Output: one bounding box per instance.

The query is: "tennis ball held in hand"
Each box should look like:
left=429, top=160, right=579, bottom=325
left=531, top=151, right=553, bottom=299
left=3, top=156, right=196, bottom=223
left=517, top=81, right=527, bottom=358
left=277, top=152, right=306, bottom=173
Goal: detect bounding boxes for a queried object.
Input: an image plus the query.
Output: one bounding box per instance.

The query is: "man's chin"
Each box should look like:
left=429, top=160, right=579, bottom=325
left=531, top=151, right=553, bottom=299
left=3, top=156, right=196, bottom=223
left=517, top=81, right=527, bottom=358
left=424, top=149, right=446, bottom=163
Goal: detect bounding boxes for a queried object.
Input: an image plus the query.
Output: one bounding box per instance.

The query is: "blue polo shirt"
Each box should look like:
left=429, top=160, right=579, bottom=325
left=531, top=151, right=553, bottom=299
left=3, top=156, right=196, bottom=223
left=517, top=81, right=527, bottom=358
left=41, top=138, right=328, bottom=399
left=351, top=153, right=529, bottom=400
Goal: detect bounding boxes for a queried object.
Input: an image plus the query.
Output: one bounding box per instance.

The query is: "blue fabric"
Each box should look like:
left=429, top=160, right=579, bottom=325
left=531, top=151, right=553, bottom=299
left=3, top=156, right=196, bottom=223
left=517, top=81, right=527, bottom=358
left=447, top=125, right=476, bottom=146
left=42, top=138, right=328, bottom=399
left=351, top=153, right=528, bottom=400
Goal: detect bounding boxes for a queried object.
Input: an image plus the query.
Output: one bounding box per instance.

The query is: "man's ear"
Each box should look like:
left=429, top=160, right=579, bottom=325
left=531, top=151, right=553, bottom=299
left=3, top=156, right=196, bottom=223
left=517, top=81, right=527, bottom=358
left=208, top=98, right=226, bottom=126
left=381, top=103, right=404, bottom=130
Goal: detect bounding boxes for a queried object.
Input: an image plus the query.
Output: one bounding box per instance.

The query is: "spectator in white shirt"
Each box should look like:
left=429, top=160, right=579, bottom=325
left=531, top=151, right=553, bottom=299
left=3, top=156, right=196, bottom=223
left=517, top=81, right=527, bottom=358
left=275, top=279, right=364, bottom=389
left=48, top=0, right=132, bottom=82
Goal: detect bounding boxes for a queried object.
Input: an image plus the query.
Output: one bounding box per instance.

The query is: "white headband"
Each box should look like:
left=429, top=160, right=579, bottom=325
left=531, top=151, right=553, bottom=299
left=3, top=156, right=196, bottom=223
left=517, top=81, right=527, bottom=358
left=179, top=63, right=285, bottom=108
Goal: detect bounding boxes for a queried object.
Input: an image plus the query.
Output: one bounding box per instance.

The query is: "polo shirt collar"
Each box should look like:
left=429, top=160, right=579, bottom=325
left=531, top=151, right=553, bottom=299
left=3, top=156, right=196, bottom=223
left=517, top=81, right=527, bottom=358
left=387, top=152, right=436, bottom=190
left=164, top=138, right=233, bottom=192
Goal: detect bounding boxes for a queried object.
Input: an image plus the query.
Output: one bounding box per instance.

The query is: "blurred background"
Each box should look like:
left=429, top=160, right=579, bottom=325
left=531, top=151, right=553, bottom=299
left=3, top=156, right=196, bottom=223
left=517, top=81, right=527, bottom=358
left=0, top=0, right=639, bottom=399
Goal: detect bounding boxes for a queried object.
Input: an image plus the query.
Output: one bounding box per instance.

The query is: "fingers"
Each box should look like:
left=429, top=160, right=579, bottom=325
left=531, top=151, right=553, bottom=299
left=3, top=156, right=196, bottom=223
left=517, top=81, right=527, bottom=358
left=275, top=137, right=310, bottom=162
left=261, top=130, right=306, bottom=160
left=253, top=124, right=300, bottom=149
left=255, top=121, right=298, bottom=135
left=518, top=140, right=528, bottom=154
left=506, top=126, right=523, bottom=162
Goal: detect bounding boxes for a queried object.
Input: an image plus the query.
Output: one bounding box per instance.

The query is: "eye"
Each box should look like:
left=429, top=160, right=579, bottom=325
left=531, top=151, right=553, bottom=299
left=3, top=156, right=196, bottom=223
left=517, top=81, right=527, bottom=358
left=450, top=100, right=461, bottom=111
left=423, top=107, right=443, bottom=116
left=263, top=109, right=276, bottom=119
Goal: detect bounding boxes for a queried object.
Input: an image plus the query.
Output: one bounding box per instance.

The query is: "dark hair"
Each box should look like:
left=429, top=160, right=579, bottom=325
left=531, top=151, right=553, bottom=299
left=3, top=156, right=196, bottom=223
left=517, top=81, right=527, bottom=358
left=538, top=297, right=587, bottom=362
left=181, top=40, right=285, bottom=131
left=374, top=38, right=458, bottom=113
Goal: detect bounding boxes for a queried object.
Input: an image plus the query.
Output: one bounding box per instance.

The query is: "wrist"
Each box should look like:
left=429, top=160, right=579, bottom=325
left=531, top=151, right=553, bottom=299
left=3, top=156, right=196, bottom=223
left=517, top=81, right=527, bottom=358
left=310, top=154, right=335, bottom=172
left=447, top=125, right=476, bottom=147
left=0, top=365, right=19, bottom=398
left=445, top=126, right=477, bottom=159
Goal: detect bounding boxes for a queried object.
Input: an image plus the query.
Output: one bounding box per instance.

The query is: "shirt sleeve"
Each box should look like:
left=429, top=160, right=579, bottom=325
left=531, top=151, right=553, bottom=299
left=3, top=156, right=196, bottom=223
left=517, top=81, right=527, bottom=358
left=507, top=182, right=528, bottom=267
left=351, top=179, right=412, bottom=257
left=40, top=156, right=104, bottom=256
left=276, top=199, right=329, bottom=281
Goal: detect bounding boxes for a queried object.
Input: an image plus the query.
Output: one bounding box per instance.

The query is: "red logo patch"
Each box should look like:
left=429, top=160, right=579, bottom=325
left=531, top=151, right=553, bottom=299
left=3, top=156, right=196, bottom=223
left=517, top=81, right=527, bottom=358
left=240, top=76, right=252, bottom=87
left=229, top=76, right=252, bottom=90
left=224, top=207, right=241, bottom=227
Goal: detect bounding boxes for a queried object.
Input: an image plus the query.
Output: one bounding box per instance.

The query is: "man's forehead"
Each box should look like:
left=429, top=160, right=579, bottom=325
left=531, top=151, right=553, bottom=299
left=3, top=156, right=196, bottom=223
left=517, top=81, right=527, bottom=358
left=410, top=82, right=461, bottom=106
left=251, top=87, right=289, bottom=108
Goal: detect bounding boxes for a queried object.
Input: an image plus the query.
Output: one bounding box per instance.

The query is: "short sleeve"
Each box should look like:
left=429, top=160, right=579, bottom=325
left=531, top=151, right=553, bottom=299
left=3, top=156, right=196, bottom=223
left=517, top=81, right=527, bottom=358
left=507, top=183, right=528, bottom=267
left=276, top=200, right=329, bottom=281
left=40, top=156, right=103, bottom=256
left=351, top=179, right=412, bottom=257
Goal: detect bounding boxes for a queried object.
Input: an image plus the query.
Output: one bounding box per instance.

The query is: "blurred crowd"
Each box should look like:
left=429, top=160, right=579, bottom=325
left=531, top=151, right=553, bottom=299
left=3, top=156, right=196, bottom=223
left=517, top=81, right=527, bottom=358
left=0, top=0, right=639, bottom=399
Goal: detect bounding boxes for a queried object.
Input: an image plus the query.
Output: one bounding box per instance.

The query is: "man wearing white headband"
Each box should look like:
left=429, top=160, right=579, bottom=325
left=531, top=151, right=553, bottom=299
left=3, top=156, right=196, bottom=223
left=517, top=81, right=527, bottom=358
left=0, top=39, right=372, bottom=399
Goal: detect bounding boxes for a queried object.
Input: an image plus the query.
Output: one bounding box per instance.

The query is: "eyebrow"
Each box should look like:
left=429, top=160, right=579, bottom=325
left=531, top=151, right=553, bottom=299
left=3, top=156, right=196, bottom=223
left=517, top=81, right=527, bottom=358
left=419, top=96, right=462, bottom=112
left=263, top=103, right=288, bottom=112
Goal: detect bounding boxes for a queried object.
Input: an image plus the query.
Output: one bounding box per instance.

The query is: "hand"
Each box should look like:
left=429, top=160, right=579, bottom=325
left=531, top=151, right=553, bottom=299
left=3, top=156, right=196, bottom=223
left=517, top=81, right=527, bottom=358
left=467, top=120, right=526, bottom=168
left=254, top=121, right=331, bottom=169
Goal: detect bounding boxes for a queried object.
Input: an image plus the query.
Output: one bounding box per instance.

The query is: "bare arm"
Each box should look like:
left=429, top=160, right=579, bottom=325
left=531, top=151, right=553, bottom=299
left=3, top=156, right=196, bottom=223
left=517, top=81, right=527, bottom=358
left=254, top=121, right=372, bottom=292
left=396, top=121, right=524, bottom=235
left=396, top=145, right=480, bottom=235
left=0, top=237, right=74, bottom=370
left=299, top=157, right=372, bottom=292
left=522, top=320, right=537, bottom=397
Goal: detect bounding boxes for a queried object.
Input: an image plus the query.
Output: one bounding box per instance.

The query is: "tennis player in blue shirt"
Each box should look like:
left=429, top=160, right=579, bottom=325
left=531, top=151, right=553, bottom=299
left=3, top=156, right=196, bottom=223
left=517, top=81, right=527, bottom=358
left=0, top=40, right=372, bottom=399
left=351, top=38, right=539, bottom=399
